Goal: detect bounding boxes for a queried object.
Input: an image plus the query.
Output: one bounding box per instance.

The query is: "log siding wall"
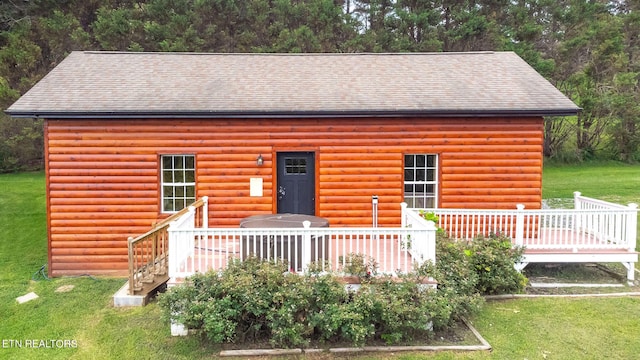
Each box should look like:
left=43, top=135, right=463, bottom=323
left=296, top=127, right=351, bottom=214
left=46, top=117, right=543, bottom=275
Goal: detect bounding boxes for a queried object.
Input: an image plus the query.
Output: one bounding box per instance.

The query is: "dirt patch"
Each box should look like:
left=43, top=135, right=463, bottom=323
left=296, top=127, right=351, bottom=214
left=523, top=263, right=640, bottom=295
left=55, top=284, right=75, bottom=293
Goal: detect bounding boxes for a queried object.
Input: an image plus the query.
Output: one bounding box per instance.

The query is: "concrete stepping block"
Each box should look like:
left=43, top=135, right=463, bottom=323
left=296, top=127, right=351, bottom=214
left=16, top=292, right=38, bottom=304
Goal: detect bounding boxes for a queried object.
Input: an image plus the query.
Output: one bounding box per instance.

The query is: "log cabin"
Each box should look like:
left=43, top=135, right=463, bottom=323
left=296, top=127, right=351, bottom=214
left=6, top=51, right=580, bottom=276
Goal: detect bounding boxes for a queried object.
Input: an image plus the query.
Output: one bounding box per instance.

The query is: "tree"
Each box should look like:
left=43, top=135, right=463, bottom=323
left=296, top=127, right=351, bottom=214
left=1, top=0, right=639, bottom=171
left=605, top=3, right=640, bottom=161
left=92, top=5, right=145, bottom=50
left=607, top=72, right=640, bottom=161
left=389, top=0, right=442, bottom=51
left=437, top=0, right=506, bottom=52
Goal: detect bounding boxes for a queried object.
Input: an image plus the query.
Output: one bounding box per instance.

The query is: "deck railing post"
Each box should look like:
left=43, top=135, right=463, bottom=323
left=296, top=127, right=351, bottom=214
left=626, top=203, right=638, bottom=251
left=160, top=230, right=167, bottom=274
left=426, top=220, right=436, bottom=267
left=167, top=223, right=178, bottom=279
left=128, top=237, right=135, bottom=295
left=301, top=221, right=311, bottom=272
left=400, top=202, right=408, bottom=228
left=151, top=232, right=158, bottom=276
left=187, top=205, right=195, bottom=226
left=573, top=191, right=583, bottom=233
left=202, top=196, right=209, bottom=229
left=515, top=204, right=525, bottom=247
left=573, top=191, right=582, bottom=209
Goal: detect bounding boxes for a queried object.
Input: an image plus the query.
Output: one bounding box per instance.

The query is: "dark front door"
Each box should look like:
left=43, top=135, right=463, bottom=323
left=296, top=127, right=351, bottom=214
left=277, top=152, right=315, bottom=215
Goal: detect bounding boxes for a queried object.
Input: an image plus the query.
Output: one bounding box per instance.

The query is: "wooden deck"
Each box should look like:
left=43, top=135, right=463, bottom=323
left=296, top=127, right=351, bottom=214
left=427, top=196, right=639, bottom=284
left=166, top=228, right=638, bottom=288
left=517, top=230, right=638, bottom=283
left=130, top=194, right=638, bottom=296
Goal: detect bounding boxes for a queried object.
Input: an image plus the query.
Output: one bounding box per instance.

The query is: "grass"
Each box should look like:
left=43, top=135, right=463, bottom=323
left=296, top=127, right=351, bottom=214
left=0, top=172, right=218, bottom=359
left=1, top=163, right=640, bottom=359
left=542, top=161, right=640, bottom=203
left=470, top=297, right=640, bottom=359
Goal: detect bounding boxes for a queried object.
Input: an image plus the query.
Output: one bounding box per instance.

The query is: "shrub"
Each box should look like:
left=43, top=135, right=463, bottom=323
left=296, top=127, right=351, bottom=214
left=338, top=253, right=378, bottom=281
left=158, top=255, right=485, bottom=348
left=434, top=232, right=527, bottom=296
left=468, top=233, right=527, bottom=295
left=418, top=210, right=446, bottom=236
left=158, top=257, right=310, bottom=346
left=432, top=234, right=483, bottom=326
left=159, top=257, right=345, bottom=347
left=368, top=277, right=435, bottom=344
left=159, top=232, right=525, bottom=348
left=420, top=211, right=527, bottom=295
left=159, top=230, right=526, bottom=348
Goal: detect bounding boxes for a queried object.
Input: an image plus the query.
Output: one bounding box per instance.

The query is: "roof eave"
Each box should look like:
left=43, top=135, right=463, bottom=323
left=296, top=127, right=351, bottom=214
left=5, top=108, right=581, bottom=119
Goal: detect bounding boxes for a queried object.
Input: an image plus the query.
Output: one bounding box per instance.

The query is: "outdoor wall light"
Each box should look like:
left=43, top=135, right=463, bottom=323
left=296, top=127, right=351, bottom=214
left=256, top=154, right=264, bottom=166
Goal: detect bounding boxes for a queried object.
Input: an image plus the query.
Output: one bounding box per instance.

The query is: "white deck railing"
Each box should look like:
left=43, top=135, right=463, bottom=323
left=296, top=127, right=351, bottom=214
left=168, top=206, right=437, bottom=280
left=416, top=192, right=638, bottom=252
left=401, top=202, right=438, bottom=261
left=162, top=194, right=636, bottom=282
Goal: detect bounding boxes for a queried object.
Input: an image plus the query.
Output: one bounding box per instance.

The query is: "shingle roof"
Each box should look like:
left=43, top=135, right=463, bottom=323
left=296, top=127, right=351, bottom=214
left=6, top=51, right=580, bottom=118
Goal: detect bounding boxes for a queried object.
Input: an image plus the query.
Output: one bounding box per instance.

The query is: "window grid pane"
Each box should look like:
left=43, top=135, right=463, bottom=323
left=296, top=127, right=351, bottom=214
left=285, top=158, right=307, bottom=175
left=404, top=154, right=438, bottom=208
left=161, top=155, right=196, bottom=213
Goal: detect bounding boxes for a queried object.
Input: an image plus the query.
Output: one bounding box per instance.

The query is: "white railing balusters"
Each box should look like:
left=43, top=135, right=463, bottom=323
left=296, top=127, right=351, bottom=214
left=418, top=195, right=637, bottom=253
left=164, top=197, right=635, bottom=284
left=168, top=226, right=436, bottom=279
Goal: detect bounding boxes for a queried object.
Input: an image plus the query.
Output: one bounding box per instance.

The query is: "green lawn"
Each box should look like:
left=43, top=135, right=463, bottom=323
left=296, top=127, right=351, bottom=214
left=0, top=172, right=214, bottom=359
left=1, top=165, right=640, bottom=359
left=543, top=161, right=640, bottom=204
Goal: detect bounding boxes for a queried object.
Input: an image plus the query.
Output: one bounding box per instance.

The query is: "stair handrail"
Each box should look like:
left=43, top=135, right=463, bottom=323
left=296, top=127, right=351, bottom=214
left=127, top=197, right=208, bottom=295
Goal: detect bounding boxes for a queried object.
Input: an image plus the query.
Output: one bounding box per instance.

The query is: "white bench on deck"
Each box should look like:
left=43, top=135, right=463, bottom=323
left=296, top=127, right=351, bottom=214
left=412, top=192, right=638, bottom=284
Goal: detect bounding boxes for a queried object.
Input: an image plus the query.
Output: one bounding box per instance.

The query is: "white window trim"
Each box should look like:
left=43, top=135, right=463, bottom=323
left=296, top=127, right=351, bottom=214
left=404, top=154, right=438, bottom=208
left=161, top=154, right=196, bottom=213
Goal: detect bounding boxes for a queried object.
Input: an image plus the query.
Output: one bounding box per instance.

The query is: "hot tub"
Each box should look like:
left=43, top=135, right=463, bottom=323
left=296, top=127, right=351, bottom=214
left=239, top=214, right=329, bottom=271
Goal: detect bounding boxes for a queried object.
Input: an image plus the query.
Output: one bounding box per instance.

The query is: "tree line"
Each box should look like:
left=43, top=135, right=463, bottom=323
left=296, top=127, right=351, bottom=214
left=1, top=0, right=639, bottom=172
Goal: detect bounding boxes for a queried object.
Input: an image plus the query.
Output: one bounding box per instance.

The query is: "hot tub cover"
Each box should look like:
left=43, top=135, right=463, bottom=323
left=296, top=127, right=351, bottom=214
left=239, top=214, right=329, bottom=228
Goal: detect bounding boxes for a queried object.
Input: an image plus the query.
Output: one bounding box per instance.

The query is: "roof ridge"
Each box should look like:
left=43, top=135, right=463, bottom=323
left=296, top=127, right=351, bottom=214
left=79, top=51, right=501, bottom=57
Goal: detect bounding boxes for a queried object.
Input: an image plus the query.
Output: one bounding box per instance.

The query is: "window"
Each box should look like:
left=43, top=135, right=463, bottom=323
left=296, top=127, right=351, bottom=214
left=161, top=155, right=195, bottom=213
left=404, top=154, right=438, bottom=208
left=284, top=157, right=307, bottom=175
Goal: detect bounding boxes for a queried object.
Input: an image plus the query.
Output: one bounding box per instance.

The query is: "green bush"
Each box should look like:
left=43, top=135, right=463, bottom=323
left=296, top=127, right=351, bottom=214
left=158, top=256, right=483, bottom=348
left=159, top=231, right=525, bottom=348
left=338, top=253, right=378, bottom=281
left=434, top=232, right=527, bottom=296
left=468, top=233, right=527, bottom=295
left=422, top=212, right=526, bottom=295
left=432, top=234, right=484, bottom=326
left=367, top=277, right=436, bottom=344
